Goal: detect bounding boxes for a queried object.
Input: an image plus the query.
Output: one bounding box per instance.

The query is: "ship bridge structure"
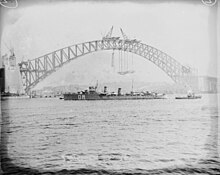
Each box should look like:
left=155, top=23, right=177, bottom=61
left=18, top=29, right=199, bottom=93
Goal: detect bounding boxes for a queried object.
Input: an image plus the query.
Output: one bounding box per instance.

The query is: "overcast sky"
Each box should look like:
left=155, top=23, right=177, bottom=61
left=0, top=0, right=218, bottom=88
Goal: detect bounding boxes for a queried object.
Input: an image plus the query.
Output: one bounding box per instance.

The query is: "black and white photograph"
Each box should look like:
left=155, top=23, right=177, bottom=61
left=0, top=0, right=219, bottom=174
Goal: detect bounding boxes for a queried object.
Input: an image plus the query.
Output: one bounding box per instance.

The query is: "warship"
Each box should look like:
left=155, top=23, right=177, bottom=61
left=63, top=86, right=166, bottom=101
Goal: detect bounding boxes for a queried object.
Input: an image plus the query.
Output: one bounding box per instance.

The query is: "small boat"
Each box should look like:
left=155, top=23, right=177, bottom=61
left=175, top=91, right=201, bottom=99
left=175, top=96, right=201, bottom=99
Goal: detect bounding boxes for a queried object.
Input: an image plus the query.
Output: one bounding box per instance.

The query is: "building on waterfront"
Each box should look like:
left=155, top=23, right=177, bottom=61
left=198, top=76, right=217, bottom=93
left=1, top=52, right=24, bottom=94
left=0, top=68, right=5, bottom=93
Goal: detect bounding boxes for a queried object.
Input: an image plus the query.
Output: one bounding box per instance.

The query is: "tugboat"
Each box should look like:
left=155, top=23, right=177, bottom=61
left=63, top=85, right=166, bottom=101
left=175, top=91, right=201, bottom=100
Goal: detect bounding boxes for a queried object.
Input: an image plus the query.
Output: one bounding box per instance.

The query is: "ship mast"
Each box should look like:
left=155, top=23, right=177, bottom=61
left=95, top=80, right=98, bottom=90
left=131, top=79, right=134, bottom=93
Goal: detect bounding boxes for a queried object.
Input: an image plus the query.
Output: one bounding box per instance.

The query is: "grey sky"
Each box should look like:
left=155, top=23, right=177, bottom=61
left=0, top=0, right=218, bottom=88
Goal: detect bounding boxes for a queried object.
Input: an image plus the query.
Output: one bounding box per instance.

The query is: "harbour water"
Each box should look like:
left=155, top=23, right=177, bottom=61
left=1, top=94, right=219, bottom=174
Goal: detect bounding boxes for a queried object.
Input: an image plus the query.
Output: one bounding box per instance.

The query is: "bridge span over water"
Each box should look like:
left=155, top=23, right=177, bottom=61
left=19, top=38, right=199, bottom=93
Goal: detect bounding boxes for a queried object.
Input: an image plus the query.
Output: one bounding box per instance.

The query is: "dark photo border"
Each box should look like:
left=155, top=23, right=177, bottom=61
left=0, top=0, right=219, bottom=174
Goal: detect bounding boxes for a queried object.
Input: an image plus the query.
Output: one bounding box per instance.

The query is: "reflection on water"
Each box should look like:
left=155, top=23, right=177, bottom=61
left=0, top=94, right=219, bottom=174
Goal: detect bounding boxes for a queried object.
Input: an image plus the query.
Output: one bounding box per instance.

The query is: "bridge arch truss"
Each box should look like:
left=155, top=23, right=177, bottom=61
left=19, top=39, right=197, bottom=93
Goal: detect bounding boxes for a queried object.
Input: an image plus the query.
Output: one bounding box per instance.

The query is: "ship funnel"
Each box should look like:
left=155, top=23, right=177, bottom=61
left=118, top=88, right=121, bottom=96
left=104, top=86, right=107, bottom=93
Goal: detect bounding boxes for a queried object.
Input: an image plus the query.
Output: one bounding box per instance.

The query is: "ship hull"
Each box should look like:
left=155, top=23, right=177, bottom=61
left=63, top=93, right=166, bottom=100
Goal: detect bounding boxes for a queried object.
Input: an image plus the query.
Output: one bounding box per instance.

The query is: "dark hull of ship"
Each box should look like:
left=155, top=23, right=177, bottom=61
left=175, top=96, right=201, bottom=99
left=64, top=93, right=166, bottom=100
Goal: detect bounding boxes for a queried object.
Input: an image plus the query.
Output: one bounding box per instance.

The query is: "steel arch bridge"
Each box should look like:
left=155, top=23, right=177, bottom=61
left=19, top=39, right=198, bottom=93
